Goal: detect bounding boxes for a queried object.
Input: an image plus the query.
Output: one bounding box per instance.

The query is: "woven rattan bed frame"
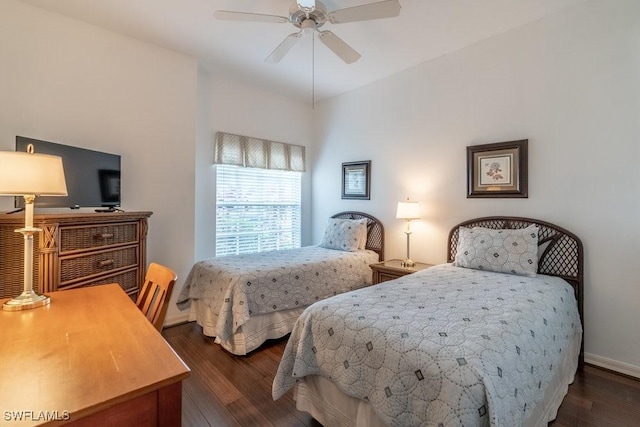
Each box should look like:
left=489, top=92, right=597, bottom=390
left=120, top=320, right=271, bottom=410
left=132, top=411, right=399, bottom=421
left=447, top=216, right=584, bottom=367
left=332, top=211, right=384, bottom=261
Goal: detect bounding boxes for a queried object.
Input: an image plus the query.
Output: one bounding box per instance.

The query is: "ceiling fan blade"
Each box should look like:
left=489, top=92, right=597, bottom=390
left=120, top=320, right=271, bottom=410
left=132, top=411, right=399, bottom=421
left=327, top=0, right=401, bottom=24
left=318, top=31, right=361, bottom=64
left=265, top=32, right=303, bottom=63
left=214, top=10, right=288, bottom=24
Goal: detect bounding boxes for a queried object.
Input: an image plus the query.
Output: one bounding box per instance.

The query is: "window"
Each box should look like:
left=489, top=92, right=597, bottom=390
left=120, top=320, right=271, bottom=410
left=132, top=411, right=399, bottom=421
left=216, top=165, right=301, bottom=256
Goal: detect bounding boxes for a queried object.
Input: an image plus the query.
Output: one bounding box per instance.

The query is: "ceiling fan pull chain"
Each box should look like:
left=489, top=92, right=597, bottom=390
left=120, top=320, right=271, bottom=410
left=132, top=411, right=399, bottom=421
left=312, top=33, right=315, bottom=108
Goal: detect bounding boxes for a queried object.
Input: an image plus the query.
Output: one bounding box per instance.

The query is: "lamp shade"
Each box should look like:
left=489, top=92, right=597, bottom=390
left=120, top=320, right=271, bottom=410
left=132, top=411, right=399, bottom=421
left=396, top=201, right=420, bottom=220
left=0, top=151, right=67, bottom=196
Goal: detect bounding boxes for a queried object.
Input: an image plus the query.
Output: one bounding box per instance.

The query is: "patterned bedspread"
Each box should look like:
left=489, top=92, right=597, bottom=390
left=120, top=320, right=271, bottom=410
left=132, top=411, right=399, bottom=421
left=272, top=264, right=582, bottom=427
left=176, top=246, right=379, bottom=344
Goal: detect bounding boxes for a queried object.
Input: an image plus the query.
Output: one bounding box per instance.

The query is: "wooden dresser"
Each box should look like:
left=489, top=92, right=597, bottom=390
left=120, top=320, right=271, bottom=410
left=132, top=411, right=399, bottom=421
left=0, top=211, right=152, bottom=300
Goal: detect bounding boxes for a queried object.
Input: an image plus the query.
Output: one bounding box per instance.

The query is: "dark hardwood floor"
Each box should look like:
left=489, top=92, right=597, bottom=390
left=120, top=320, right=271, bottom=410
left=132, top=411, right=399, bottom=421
left=163, top=322, right=640, bottom=427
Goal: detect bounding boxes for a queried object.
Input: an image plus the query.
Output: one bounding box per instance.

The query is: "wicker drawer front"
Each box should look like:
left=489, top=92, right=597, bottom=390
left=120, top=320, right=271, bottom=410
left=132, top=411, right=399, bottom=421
left=0, top=226, right=41, bottom=298
left=65, top=269, right=140, bottom=297
left=59, top=222, right=139, bottom=254
left=59, top=246, right=139, bottom=285
left=376, top=272, right=401, bottom=283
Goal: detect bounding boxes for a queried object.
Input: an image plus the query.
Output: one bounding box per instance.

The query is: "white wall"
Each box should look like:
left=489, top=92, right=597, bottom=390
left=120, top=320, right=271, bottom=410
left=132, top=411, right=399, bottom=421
left=0, top=1, right=198, bottom=320
left=312, top=0, right=640, bottom=375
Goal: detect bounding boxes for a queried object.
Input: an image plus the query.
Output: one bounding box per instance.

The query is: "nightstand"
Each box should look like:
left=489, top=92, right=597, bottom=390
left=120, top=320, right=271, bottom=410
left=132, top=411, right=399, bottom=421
left=370, top=259, right=434, bottom=284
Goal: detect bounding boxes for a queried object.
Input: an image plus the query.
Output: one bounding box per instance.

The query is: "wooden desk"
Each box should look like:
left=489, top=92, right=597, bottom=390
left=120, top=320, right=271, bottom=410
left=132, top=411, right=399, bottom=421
left=0, top=284, right=190, bottom=426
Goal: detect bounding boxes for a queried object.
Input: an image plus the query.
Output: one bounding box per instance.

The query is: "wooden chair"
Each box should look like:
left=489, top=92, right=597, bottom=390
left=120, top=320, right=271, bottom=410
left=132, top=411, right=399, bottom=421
left=136, top=262, right=177, bottom=332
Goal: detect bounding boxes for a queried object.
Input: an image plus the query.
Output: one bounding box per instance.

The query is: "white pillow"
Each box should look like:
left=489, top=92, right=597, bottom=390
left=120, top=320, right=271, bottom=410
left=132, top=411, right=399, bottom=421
left=453, top=225, right=539, bottom=277
left=319, top=218, right=366, bottom=252
left=472, top=225, right=551, bottom=262
left=357, top=219, right=368, bottom=250
left=537, top=238, right=553, bottom=263
left=336, top=218, right=367, bottom=249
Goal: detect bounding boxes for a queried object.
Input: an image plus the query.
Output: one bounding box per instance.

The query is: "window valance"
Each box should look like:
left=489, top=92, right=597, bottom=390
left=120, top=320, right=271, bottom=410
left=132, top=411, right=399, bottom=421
left=214, top=132, right=306, bottom=172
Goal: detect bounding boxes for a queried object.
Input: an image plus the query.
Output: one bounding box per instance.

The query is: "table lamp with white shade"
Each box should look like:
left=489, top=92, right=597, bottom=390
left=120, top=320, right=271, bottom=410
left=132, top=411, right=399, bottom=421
left=0, top=144, right=67, bottom=311
left=396, top=198, right=420, bottom=267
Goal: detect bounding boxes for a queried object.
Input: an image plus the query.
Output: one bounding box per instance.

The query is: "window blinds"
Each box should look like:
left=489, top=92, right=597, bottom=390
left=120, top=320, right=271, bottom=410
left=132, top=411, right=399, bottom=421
left=214, top=132, right=306, bottom=172
left=215, top=165, right=302, bottom=256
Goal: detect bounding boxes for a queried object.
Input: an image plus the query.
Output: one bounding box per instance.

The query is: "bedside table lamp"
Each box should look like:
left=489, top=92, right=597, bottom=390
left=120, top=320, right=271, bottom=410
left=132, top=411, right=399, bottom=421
left=396, top=199, right=420, bottom=267
left=0, top=144, right=67, bottom=311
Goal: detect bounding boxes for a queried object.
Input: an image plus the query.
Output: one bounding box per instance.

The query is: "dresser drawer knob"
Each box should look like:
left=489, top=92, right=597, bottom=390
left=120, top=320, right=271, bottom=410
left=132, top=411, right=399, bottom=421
left=98, top=259, right=114, bottom=268
left=95, top=233, right=114, bottom=240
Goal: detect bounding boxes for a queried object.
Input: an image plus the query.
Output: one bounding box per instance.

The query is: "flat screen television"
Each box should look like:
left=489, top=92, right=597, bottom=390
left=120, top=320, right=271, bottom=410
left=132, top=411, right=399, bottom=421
left=15, top=136, right=121, bottom=209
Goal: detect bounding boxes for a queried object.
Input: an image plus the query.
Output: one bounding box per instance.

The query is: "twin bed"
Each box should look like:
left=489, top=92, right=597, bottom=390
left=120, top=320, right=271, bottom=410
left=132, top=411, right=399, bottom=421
left=176, top=211, right=384, bottom=355
left=272, top=216, right=584, bottom=427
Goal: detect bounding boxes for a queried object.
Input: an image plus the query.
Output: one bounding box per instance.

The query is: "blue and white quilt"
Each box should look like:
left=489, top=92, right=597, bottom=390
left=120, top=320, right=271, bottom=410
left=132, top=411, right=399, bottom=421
left=272, top=263, right=582, bottom=426
left=177, top=246, right=379, bottom=345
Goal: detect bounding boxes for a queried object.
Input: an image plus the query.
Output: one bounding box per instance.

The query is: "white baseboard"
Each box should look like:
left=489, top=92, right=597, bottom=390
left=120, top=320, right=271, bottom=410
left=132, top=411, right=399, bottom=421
left=164, top=311, right=190, bottom=327
left=585, top=352, right=640, bottom=379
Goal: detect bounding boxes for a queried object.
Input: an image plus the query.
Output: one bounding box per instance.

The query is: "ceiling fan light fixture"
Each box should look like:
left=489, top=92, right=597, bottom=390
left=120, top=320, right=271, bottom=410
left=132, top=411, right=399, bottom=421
left=301, top=19, right=317, bottom=33
left=297, top=0, right=316, bottom=12
left=289, top=1, right=326, bottom=28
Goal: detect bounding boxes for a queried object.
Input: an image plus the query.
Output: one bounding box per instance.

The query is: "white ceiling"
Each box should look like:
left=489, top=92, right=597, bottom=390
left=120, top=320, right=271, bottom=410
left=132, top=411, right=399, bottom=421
left=19, top=0, right=586, bottom=104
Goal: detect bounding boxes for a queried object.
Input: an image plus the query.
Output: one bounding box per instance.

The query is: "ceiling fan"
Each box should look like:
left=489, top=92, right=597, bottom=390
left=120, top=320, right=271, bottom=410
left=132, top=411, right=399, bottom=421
left=214, top=0, right=401, bottom=64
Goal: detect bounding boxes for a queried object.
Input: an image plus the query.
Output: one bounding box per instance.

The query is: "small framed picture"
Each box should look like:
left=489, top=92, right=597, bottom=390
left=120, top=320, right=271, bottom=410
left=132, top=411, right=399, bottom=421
left=342, top=161, right=371, bottom=200
left=467, top=140, right=528, bottom=198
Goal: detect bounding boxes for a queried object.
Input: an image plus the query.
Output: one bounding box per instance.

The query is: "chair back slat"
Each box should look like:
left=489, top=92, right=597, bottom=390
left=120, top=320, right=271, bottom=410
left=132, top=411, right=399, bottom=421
left=135, top=262, right=177, bottom=332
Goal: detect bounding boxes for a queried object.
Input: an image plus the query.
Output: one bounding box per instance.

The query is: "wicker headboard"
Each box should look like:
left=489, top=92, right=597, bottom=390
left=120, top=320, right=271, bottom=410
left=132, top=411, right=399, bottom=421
left=332, top=212, right=384, bottom=261
left=447, top=216, right=584, bottom=366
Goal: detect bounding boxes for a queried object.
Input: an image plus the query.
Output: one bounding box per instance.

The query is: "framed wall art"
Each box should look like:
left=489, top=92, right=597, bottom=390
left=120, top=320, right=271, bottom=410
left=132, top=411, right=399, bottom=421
left=467, top=140, right=528, bottom=198
left=342, top=161, right=371, bottom=200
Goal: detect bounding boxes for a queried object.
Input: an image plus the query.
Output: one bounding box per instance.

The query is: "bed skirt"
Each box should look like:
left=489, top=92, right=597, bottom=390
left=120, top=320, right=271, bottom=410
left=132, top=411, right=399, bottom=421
left=188, top=300, right=306, bottom=355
